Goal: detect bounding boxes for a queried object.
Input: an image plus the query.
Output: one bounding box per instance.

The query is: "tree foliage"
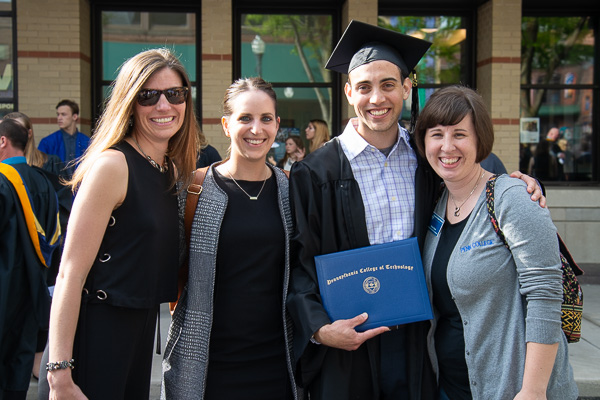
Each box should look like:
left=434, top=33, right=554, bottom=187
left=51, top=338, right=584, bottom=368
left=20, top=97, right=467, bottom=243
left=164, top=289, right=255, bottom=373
left=378, top=16, right=464, bottom=84
left=243, top=15, right=332, bottom=122
left=520, top=16, right=592, bottom=117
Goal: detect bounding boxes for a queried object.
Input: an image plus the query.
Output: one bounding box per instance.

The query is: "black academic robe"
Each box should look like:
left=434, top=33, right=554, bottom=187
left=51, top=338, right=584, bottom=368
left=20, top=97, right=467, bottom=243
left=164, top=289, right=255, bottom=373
left=0, top=163, right=59, bottom=392
left=288, top=138, right=440, bottom=400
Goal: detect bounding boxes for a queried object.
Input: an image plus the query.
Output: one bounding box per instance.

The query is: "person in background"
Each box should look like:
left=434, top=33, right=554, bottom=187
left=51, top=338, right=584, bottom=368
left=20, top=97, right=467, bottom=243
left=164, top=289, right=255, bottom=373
left=305, top=119, right=329, bottom=153
left=275, top=136, right=305, bottom=171
left=196, top=129, right=222, bottom=168
left=414, top=85, right=578, bottom=400
left=162, top=77, right=299, bottom=400
left=38, top=99, right=90, bottom=179
left=529, top=139, right=558, bottom=181
left=4, top=112, right=62, bottom=177
left=42, top=48, right=198, bottom=399
left=0, top=119, right=61, bottom=400
left=480, top=152, right=507, bottom=174
left=3, top=112, right=66, bottom=381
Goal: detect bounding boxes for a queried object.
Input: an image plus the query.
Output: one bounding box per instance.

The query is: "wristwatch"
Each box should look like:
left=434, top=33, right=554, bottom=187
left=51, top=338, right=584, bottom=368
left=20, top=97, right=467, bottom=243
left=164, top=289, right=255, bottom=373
left=46, top=359, right=75, bottom=371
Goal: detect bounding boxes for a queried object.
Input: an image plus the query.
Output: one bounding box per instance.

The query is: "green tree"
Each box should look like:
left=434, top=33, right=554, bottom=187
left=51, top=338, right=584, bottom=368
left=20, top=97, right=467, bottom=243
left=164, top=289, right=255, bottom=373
left=378, top=16, right=464, bottom=85
left=244, top=15, right=332, bottom=123
left=520, top=16, right=592, bottom=117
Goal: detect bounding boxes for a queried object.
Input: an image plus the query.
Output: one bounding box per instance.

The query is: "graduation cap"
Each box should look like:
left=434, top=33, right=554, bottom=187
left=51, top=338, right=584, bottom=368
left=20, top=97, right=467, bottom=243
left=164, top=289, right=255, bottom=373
left=325, top=20, right=431, bottom=76
left=326, top=20, right=432, bottom=131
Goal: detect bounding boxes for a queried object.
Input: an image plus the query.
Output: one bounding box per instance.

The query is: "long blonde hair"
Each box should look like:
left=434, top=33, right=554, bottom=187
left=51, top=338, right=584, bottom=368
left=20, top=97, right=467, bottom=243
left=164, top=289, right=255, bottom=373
left=69, top=48, right=199, bottom=191
left=309, top=119, right=329, bottom=153
left=3, top=112, right=47, bottom=168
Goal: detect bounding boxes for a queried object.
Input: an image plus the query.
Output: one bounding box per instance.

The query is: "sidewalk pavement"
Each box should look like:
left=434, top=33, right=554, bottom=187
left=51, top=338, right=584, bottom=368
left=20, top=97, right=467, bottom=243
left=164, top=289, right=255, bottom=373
left=28, top=271, right=600, bottom=400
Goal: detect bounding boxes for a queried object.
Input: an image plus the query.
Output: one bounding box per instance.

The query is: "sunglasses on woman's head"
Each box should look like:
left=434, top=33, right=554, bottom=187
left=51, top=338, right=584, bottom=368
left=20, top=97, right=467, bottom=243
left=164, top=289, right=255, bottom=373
left=137, top=87, right=189, bottom=106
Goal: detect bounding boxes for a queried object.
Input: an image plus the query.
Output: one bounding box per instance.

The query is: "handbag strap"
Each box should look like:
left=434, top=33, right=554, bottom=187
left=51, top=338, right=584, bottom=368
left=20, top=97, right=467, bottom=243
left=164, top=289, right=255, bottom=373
left=485, top=174, right=509, bottom=249
left=185, top=167, right=209, bottom=245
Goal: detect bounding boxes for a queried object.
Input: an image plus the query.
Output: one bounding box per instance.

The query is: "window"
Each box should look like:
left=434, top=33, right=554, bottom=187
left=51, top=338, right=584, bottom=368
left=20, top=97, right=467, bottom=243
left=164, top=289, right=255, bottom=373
left=520, top=16, right=596, bottom=182
left=94, top=9, right=198, bottom=120
left=378, top=14, right=473, bottom=121
left=236, top=12, right=336, bottom=160
left=0, top=0, right=14, bottom=117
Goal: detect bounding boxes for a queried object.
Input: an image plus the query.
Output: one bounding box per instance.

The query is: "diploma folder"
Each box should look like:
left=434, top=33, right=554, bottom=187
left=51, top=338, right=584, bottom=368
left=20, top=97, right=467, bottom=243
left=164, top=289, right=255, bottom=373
left=315, top=238, right=433, bottom=332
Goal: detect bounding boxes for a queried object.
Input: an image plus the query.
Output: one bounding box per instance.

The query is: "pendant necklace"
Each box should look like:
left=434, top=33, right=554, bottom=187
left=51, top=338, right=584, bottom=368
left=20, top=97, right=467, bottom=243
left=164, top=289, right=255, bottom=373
left=226, top=167, right=268, bottom=201
left=132, top=137, right=168, bottom=173
left=450, top=169, right=485, bottom=217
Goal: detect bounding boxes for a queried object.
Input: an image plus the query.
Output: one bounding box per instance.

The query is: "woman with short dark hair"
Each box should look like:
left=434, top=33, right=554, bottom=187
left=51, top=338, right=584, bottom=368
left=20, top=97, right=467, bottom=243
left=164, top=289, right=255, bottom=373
left=414, top=85, right=578, bottom=400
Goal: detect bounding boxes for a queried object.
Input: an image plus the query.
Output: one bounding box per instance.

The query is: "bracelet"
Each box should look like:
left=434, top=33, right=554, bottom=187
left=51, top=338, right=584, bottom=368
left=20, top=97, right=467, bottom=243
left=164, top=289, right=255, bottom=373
left=46, top=359, right=75, bottom=371
left=310, top=334, right=321, bottom=345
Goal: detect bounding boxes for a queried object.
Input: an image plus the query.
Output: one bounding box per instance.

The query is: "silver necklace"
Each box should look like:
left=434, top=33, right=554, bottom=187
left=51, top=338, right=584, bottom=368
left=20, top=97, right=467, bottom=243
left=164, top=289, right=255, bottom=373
left=226, top=167, right=268, bottom=201
left=450, top=169, right=485, bottom=217
left=132, top=137, right=168, bottom=173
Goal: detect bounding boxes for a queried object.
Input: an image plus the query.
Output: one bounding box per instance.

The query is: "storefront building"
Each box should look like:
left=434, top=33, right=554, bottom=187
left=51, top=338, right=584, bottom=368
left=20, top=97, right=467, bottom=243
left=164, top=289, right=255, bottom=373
left=1, top=0, right=598, bottom=264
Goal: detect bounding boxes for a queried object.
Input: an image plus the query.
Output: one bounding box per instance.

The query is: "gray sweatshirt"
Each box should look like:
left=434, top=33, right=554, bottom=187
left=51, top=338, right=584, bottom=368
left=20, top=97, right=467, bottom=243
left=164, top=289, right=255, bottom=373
left=423, top=174, right=578, bottom=400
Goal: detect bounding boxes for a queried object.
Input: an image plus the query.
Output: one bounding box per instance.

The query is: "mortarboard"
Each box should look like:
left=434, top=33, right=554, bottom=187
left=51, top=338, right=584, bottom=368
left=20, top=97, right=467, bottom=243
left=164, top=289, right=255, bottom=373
left=325, top=20, right=431, bottom=76
left=326, top=20, right=432, bottom=132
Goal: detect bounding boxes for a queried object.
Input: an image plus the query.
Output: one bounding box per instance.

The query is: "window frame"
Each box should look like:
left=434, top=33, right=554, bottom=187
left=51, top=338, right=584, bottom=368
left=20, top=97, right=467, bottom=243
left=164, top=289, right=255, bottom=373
left=90, top=2, right=202, bottom=127
left=378, top=5, right=477, bottom=91
left=520, top=9, right=599, bottom=185
left=232, top=2, right=341, bottom=135
left=0, top=0, right=16, bottom=115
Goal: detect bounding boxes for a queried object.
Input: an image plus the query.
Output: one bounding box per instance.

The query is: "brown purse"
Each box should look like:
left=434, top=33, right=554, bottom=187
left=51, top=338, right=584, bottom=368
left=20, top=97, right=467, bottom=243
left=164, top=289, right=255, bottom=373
left=169, top=167, right=209, bottom=313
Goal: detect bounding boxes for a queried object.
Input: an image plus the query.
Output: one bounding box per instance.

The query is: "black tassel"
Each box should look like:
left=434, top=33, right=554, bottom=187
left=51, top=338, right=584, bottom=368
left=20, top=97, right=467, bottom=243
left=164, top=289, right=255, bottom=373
left=410, top=70, right=419, bottom=133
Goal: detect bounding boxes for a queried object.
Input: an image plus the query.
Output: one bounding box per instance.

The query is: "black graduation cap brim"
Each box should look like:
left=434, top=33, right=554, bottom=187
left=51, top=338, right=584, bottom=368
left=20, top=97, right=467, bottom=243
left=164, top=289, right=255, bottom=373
left=325, top=20, right=432, bottom=75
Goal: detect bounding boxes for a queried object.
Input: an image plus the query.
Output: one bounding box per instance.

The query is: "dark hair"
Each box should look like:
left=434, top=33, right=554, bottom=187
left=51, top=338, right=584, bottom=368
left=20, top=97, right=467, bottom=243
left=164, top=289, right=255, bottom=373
left=0, top=119, right=29, bottom=151
left=223, top=77, right=277, bottom=118
left=414, top=85, right=493, bottom=163
left=56, top=99, right=79, bottom=115
left=280, top=135, right=305, bottom=165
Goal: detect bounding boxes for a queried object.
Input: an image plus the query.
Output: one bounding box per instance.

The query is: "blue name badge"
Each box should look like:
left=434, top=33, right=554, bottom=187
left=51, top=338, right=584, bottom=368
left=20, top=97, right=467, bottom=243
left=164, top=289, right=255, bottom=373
left=428, top=212, right=444, bottom=236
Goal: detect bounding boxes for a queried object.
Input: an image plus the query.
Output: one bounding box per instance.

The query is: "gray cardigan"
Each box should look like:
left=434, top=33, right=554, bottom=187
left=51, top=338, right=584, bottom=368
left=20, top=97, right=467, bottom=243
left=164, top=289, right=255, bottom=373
left=423, top=175, right=578, bottom=400
left=161, top=164, right=299, bottom=399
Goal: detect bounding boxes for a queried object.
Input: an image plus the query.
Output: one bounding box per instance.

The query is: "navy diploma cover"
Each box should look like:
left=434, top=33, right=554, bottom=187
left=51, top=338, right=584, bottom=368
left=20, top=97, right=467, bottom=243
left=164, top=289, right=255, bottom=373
left=315, top=237, right=433, bottom=332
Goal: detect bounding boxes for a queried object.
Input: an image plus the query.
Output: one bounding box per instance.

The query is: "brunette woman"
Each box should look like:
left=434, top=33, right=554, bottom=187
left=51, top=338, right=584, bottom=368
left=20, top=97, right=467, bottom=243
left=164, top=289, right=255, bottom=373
left=414, top=86, right=577, bottom=400
left=162, top=77, right=299, bottom=400
left=276, top=136, right=305, bottom=171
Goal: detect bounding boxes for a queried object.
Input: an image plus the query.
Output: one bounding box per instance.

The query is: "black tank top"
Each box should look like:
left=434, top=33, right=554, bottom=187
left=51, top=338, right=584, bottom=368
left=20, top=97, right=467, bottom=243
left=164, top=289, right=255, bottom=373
left=84, top=141, right=178, bottom=308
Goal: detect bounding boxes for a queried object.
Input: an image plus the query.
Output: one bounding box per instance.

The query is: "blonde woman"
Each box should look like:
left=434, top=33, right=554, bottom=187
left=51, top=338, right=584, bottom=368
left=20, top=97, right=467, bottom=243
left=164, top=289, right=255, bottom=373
left=305, top=119, right=329, bottom=153
left=43, top=48, right=198, bottom=399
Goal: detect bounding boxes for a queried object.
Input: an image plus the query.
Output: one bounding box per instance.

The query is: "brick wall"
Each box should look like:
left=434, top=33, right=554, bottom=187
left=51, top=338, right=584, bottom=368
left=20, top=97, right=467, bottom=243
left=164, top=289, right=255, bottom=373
left=200, top=0, right=232, bottom=158
left=477, top=0, right=522, bottom=172
left=16, top=0, right=91, bottom=141
left=340, top=0, right=379, bottom=127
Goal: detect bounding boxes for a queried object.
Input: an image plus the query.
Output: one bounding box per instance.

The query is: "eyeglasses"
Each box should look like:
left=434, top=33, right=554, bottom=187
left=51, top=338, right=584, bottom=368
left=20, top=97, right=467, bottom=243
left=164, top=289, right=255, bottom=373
left=137, top=87, right=189, bottom=106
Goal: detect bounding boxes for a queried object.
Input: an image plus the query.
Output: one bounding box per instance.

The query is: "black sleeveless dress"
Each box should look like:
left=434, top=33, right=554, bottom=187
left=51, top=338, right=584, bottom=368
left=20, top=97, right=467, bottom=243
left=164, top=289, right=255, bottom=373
left=71, top=141, right=178, bottom=398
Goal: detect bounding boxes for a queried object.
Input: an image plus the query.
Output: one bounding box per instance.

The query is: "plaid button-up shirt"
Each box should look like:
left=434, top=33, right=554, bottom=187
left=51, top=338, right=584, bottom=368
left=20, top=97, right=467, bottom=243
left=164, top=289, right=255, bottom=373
left=338, top=119, right=417, bottom=245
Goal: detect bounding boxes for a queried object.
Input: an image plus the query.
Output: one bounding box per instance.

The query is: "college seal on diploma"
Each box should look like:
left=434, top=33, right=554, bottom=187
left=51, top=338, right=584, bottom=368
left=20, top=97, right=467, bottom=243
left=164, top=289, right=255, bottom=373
left=363, top=277, right=380, bottom=294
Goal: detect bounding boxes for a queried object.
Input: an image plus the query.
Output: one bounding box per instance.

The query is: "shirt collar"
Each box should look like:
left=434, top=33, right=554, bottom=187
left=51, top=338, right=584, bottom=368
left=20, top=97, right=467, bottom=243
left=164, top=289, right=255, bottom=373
left=338, top=118, right=412, bottom=161
left=1, top=156, right=26, bottom=165
left=62, top=129, right=78, bottom=139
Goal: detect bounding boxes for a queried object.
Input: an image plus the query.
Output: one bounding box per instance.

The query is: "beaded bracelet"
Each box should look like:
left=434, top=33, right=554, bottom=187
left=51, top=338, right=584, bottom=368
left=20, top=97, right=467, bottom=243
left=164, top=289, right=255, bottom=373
left=46, top=359, right=75, bottom=371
